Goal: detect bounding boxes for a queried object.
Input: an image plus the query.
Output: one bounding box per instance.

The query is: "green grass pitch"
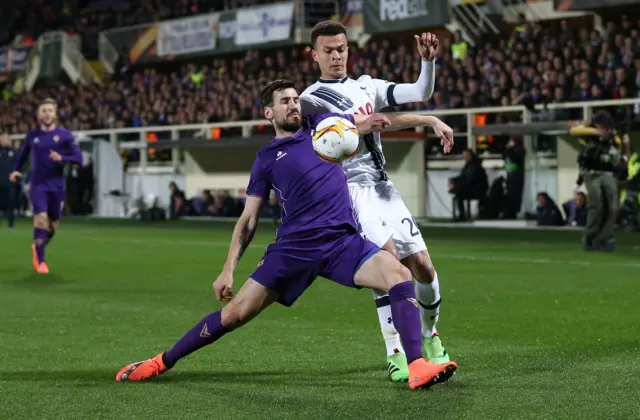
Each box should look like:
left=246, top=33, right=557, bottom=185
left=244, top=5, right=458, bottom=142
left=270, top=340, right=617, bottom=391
left=0, top=219, right=639, bottom=420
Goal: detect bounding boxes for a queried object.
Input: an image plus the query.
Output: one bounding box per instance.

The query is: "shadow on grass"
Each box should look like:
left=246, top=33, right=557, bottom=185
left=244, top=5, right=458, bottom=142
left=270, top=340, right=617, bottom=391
left=0, top=364, right=385, bottom=385
left=12, top=272, right=67, bottom=287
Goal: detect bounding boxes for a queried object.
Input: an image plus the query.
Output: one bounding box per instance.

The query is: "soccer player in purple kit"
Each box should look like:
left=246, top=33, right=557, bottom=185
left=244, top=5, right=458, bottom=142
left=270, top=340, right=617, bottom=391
left=9, top=98, right=83, bottom=274
left=115, top=80, right=458, bottom=389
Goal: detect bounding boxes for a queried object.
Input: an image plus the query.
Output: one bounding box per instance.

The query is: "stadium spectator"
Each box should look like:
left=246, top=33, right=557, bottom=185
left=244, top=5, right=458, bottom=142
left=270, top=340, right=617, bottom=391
left=210, top=189, right=239, bottom=218
left=563, top=192, right=588, bottom=227
left=502, top=137, right=525, bottom=219
left=448, top=149, right=489, bottom=221
left=168, top=181, right=187, bottom=220
left=529, top=192, right=565, bottom=227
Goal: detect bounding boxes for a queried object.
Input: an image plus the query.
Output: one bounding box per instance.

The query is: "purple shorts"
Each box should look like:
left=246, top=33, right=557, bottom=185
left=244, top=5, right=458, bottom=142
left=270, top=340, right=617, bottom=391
left=30, top=186, right=65, bottom=220
left=251, top=229, right=380, bottom=307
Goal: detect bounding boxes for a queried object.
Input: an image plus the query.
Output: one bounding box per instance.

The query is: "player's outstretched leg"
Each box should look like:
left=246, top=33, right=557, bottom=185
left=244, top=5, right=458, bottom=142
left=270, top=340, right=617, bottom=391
left=355, top=251, right=457, bottom=390
left=372, top=288, right=407, bottom=382
left=403, top=250, right=450, bottom=368
left=373, top=240, right=409, bottom=381
left=116, top=279, right=277, bottom=381
left=32, top=213, right=50, bottom=274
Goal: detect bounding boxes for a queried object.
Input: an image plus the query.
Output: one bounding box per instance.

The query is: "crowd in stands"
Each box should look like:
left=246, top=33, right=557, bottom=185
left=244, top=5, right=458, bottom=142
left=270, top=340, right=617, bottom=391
left=0, top=0, right=285, bottom=46
left=1, top=14, right=640, bottom=156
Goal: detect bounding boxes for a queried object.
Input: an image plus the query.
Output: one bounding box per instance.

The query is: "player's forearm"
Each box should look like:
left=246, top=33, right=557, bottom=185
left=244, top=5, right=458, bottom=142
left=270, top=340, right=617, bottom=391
left=61, top=154, right=83, bottom=164
left=569, top=125, right=601, bottom=137
left=389, top=60, right=435, bottom=103
left=383, top=114, right=441, bottom=131
left=222, top=214, right=259, bottom=273
left=61, top=146, right=83, bottom=164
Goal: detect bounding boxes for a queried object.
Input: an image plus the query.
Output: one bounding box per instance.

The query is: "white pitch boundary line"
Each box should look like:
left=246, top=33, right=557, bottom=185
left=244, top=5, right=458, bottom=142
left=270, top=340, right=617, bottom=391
left=80, top=236, right=640, bottom=269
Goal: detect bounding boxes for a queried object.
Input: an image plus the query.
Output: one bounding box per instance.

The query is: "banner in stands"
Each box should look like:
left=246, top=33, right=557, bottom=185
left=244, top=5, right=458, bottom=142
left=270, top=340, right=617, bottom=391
left=156, top=13, right=219, bottom=57
left=0, top=46, right=31, bottom=73
left=235, top=2, right=294, bottom=46
left=554, top=0, right=638, bottom=10
left=363, top=0, right=451, bottom=34
left=102, top=8, right=290, bottom=64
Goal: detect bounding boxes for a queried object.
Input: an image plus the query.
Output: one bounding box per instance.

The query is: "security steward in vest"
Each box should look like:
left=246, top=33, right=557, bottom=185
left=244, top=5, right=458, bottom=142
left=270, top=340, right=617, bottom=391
left=0, top=132, right=16, bottom=228
left=569, top=110, right=624, bottom=251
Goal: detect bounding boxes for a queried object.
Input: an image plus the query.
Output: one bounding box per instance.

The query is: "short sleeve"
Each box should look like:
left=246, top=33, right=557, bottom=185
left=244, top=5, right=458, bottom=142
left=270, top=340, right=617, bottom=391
left=246, top=155, right=270, bottom=199
left=369, top=78, right=398, bottom=110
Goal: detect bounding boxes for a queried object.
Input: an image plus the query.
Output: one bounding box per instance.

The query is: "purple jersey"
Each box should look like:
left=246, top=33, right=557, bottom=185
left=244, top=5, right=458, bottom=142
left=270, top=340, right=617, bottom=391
left=13, top=126, right=83, bottom=191
left=246, top=113, right=358, bottom=241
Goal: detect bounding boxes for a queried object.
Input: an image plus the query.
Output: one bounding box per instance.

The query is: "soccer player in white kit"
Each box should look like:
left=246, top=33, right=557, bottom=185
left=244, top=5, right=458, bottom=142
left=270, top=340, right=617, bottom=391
left=300, top=21, right=450, bottom=382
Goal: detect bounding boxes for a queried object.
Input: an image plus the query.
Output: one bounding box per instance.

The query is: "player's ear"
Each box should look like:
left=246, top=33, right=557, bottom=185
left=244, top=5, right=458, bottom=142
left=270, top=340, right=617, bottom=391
left=264, top=106, right=273, bottom=120
left=311, top=49, right=319, bottom=63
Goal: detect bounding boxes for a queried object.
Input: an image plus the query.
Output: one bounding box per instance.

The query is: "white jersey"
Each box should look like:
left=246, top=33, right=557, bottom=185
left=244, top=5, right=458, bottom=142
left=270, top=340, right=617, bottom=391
left=300, top=75, right=396, bottom=186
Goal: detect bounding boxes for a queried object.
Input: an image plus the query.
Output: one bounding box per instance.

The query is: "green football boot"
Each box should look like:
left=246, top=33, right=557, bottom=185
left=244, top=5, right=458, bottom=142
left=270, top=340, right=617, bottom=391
left=387, top=351, right=409, bottom=382
left=422, top=334, right=450, bottom=364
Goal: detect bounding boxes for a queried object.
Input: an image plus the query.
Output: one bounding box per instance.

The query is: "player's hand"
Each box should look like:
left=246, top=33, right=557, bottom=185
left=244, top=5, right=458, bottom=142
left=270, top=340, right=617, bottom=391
left=9, top=171, right=22, bottom=183
left=213, top=271, right=235, bottom=302
left=414, top=32, right=439, bottom=62
left=358, top=113, right=391, bottom=134
left=622, top=134, right=630, bottom=144
left=433, top=120, right=454, bottom=154
left=49, top=150, right=62, bottom=162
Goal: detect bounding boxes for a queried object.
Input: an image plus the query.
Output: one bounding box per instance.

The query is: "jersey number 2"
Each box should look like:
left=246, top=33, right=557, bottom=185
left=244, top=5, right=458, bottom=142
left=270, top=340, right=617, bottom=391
left=401, top=217, right=420, bottom=237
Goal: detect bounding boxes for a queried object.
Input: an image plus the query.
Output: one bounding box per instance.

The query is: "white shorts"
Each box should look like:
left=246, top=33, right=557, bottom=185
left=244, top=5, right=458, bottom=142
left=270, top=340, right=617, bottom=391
left=348, top=181, right=427, bottom=260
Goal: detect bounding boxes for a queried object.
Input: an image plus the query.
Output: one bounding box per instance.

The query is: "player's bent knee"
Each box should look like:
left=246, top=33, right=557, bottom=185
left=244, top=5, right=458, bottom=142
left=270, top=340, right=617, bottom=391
left=388, top=263, right=412, bottom=289
left=354, top=251, right=411, bottom=292
left=220, top=279, right=276, bottom=329
left=221, top=300, right=259, bottom=329
left=403, top=251, right=435, bottom=283
left=33, top=213, right=49, bottom=229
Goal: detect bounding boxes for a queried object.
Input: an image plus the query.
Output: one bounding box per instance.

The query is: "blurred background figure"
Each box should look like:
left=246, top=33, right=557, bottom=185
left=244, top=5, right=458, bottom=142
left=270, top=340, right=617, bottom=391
left=0, top=132, right=16, bottom=227
left=563, top=191, right=588, bottom=227
left=448, top=149, right=488, bottom=221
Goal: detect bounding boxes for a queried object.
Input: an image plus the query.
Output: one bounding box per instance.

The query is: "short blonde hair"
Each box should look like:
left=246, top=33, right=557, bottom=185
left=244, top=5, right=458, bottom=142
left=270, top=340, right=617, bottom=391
left=39, top=98, right=58, bottom=109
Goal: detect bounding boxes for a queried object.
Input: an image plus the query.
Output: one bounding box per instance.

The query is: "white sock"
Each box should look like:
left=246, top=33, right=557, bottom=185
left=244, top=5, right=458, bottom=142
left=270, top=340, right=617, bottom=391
left=414, top=272, right=441, bottom=338
left=372, top=289, right=404, bottom=356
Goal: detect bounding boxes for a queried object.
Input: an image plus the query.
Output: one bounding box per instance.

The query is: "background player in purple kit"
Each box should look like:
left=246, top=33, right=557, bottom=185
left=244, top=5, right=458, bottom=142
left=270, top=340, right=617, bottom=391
left=9, top=98, right=83, bottom=274
left=115, top=80, right=458, bottom=389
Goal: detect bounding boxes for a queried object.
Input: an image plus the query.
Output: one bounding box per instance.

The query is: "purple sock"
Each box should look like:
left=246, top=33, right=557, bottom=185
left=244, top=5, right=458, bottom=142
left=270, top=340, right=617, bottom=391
left=33, top=228, right=49, bottom=263
left=389, top=281, right=424, bottom=365
left=163, top=310, right=230, bottom=368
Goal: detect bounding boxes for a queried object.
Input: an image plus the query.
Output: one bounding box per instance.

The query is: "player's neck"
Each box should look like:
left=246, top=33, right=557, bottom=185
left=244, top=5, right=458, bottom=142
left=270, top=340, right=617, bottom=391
left=40, top=124, right=57, bottom=132
left=274, top=128, right=297, bottom=139
left=319, top=74, right=348, bottom=83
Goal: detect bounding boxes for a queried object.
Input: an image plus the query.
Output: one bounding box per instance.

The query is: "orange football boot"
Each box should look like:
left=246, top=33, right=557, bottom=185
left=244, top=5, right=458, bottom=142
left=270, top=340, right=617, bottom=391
left=36, top=263, right=49, bottom=274
left=31, top=245, right=49, bottom=274
left=31, top=244, right=39, bottom=270
left=408, top=358, right=458, bottom=390
left=116, top=353, right=168, bottom=381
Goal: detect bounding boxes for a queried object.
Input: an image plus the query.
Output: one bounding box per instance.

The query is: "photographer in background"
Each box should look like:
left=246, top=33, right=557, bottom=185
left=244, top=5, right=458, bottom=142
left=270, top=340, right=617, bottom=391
left=448, top=149, right=489, bottom=221
left=568, top=110, right=627, bottom=251
left=0, top=132, right=16, bottom=228
left=502, top=137, right=525, bottom=219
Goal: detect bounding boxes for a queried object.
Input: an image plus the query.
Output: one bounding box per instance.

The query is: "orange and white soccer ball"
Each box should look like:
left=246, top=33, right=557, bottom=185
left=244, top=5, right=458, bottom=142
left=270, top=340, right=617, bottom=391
left=311, top=116, right=360, bottom=162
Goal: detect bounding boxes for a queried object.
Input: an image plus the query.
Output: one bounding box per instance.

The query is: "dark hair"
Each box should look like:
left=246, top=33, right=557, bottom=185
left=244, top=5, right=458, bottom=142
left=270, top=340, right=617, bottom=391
left=311, top=20, right=347, bottom=46
left=260, top=79, right=296, bottom=108
left=592, top=110, right=613, bottom=128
